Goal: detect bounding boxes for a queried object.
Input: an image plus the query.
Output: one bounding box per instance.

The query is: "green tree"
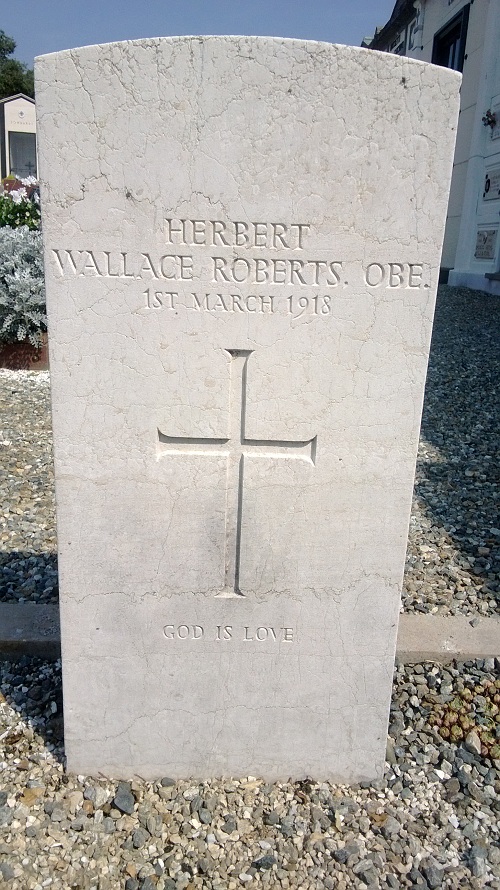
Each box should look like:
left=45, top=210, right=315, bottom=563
left=0, top=30, right=34, bottom=100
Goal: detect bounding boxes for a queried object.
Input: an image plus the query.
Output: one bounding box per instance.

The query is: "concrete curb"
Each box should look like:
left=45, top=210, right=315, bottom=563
left=0, top=604, right=60, bottom=659
left=0, top=605, right=498, bottom=663
left=396, top=613, right=500, bottom=664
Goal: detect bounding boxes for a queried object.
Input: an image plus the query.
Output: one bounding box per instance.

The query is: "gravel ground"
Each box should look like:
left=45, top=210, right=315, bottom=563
left=0, top=284, right=498, bottom=615
left=0, top=370, right=56, bottom=606
left=0, top=283, right=499, bottom=887
left=403, top=286, right=500, bottom=617
left=1, top=656, right=500, bottom=889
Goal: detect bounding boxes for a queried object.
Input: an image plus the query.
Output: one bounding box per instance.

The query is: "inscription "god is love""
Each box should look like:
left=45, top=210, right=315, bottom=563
left=163, top=624, right=294, bottom=642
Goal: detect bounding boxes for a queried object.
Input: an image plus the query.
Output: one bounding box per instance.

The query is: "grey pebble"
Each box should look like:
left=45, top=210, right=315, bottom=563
left=146, top=813, right=162, bottom=836
left=470, top=855, right=487, bottom=878
left=353, top=858, right=378, bottom=878
left=132, top=827, right=149, bottom=848
left=462, top=821, right=478, bottom=841
left=252, top=855, right=277, bottom=870
left=0, top=863, right=15, bottom=881
left=113, top=781, right=135, bottom=814
left=199, top=807, right=212, bottom=824
left=420, top=858, right=444, bottom=889
left=489, top=846, right=500, bottom=866
left=197, top=856, right=211, bottom=874
left=445, top=777, right=460, bottom=797
left=83, top=784, right=108, bottom=808
left=381, top=816, right=401, bottom=838
left=50, top=805, right=65, bottom=822
left=0, top=806, right=13, bottom=827
left=189, top=793, right=203, bottom=814
left=467, top=780, right=487, bottom=804
left=386, top=738, right=397, bottom=765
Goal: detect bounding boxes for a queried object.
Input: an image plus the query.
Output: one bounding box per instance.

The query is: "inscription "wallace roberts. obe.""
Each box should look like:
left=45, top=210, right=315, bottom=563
left=52, top=249, right=427, bottom=291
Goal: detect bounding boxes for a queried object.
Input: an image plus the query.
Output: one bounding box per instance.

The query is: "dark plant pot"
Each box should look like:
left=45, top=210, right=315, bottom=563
left=0, top=333, right=49, bottom=370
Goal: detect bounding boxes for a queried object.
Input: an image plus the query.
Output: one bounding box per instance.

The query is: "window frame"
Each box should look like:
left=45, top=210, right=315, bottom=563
left=432, top=4, right=470, bottom=73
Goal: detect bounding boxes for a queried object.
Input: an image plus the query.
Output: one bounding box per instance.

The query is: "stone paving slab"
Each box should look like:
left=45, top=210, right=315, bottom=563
left=0, top=604, right=498, bottom=663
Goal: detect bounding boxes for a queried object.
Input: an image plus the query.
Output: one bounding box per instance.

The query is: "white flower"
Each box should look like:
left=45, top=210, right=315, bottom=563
left=21, top=176, right=38, bottom=187
left=10, top=187, right=28, bottom=204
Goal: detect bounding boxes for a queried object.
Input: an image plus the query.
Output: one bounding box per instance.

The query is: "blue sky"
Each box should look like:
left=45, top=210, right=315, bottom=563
left=4, top=0, right=395, bottom=68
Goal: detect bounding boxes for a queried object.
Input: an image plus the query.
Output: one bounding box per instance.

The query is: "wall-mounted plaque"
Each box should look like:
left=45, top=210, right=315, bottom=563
left=491, top=104, right=500, bottom=141
left=475, top=228, right=498, bottom=259
left=483, top=168, right=500, bottom=201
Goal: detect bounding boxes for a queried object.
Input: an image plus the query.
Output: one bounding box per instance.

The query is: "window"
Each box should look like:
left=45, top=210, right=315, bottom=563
left=432, top=5, right=470, bottom=72
left=9, top=132, right=37, bottom=178
left=389, top=31, right=406, bottom=55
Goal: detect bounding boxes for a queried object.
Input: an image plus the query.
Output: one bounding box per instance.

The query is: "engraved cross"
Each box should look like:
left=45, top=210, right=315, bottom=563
left=158, top=350, right=317, bottom=597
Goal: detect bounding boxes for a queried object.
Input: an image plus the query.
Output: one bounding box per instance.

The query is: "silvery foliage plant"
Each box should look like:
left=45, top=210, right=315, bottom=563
left=0, top=225, right=45, bottom=346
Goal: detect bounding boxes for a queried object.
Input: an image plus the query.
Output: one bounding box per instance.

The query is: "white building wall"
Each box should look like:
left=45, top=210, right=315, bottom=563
left=449, top=0, right=500, bottom=294
left=368, top=0, right=500, bottom=292
left=441, top=1, right=488, bottom=269
left=410, top=0, right=490, bottom=272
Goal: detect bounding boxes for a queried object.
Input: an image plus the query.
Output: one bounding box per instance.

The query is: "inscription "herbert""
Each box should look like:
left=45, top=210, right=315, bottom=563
left=163, top=624, right=294, bottom=642
left=165, top=219, right=310, bottom=249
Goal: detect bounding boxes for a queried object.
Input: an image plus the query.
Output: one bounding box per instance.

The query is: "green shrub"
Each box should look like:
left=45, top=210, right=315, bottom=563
left=0, top=226, right=46, bottom=346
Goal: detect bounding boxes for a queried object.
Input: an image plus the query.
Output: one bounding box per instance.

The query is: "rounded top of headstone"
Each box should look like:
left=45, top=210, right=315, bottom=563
left=35, top=33, right=349, bottom=58
left=35, top=34, right=460, bottom=80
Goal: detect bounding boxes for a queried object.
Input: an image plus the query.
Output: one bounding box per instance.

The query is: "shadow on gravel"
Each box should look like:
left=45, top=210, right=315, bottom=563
left=0, top=656, right=65, bottom=764
left=414, top=286, right=500, bottom=607
left=0, top=549, right=58, bottom=605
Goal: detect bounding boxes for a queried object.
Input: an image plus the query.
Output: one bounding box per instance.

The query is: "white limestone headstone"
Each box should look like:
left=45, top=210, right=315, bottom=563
left=35, top=37, right=460, bottom=781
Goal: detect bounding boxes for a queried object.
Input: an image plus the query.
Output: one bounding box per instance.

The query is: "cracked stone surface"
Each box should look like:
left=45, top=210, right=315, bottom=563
left=35, top=37, right=460, bottom=779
